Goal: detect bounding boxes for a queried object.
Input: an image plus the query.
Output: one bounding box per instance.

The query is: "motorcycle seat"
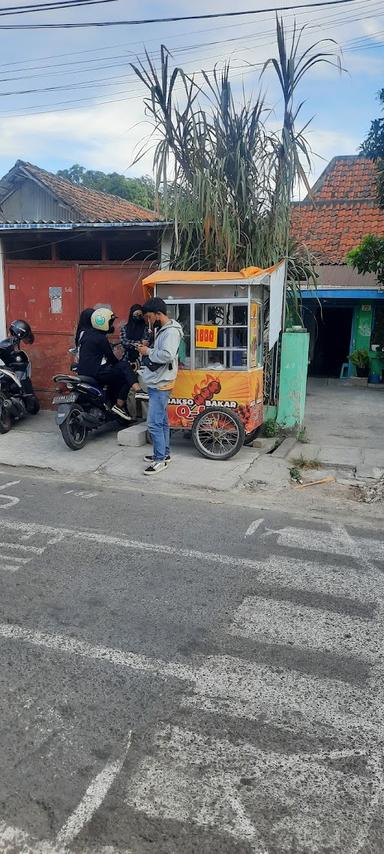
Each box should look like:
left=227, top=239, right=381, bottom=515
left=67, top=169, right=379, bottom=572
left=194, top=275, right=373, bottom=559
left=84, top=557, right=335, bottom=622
left=54, top=373, right=98, bottom=386
left=77, top=376, right=99, bottom=385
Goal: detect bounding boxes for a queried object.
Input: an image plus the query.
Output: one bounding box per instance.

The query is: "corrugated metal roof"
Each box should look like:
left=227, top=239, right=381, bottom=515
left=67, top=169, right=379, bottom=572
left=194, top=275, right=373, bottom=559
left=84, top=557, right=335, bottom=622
left=0, top=160, right=164, bottom=225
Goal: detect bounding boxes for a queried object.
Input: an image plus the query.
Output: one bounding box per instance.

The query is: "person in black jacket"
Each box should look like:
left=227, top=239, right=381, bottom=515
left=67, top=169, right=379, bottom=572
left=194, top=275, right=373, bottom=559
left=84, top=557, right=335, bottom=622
left=120, top=304, right=148, bottom=363
left=75, top=307, right=94, bottom=348
left=78, top=307, right=139, bottom=421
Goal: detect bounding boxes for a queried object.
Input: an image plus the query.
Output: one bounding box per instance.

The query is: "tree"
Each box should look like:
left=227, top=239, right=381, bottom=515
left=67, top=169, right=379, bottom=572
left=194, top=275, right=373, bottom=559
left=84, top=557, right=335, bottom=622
left=360, top=88, right=384, bottom=206
left=56, top=165, right=156, bottom=210
left=130, top=19, right=339, bottom=321
left=347, top=234, right=384, bottom=287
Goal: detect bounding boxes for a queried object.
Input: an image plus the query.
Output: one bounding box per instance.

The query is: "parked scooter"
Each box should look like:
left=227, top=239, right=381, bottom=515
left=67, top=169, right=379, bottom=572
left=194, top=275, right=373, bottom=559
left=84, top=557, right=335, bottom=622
left=53, top=370, right=133, bottom=450
left=53, top=330, right=150, bottom=450
left=0, top=319, right=40, bottom=433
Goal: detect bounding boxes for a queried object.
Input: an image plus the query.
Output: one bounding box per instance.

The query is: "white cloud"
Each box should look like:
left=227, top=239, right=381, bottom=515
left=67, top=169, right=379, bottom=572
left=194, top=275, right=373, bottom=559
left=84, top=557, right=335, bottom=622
left=0, top=98, right=155, bottom=177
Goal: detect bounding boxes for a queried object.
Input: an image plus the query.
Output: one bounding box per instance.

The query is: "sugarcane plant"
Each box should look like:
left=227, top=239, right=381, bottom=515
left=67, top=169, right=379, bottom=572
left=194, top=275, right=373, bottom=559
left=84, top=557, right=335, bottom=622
left=131, top=17, right=341, bottom=321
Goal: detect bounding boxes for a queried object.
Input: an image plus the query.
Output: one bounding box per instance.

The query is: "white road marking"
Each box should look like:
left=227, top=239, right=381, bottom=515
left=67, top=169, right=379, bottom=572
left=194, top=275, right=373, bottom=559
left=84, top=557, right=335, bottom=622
left=0, top=554, right=31, bottom=572
left=125, top=725, right=373, bottom=853
left=0, top=820, right=60, bottom=853
left=1, top=564, right=22, bottom=573
left=0, top=820, right=134, bottom=853
left=245, top=519, right=264, bottom=538
left=0, top=542, right=44, bottom=554
left=0, top=480, right=20, bottom=491
left=56, top=732, right=132, bottom=847
left=0, top=479, right=21, bottom=510
left=64, top=490, right=98, bottom=498
left=256, top=555, right=382, bottom=603
left=0, top=494, right=19, bottom=509
left=0, top=518, right=265, bottom=572
left=125, top=726, right=260, bottom=846
left=229, top=596, right=378, bottom=659
left=2, top=516, right=384, bottom=573
left=183, top=654, right=377, bottom=739
left=275, top=526, right=384, bottom=561
left=0, top=622, right=196, bottom=682
left=0, top=622, right=376, bottom=740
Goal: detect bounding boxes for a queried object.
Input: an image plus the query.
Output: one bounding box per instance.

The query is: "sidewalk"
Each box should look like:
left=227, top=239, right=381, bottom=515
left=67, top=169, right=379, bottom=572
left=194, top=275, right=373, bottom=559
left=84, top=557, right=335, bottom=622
left=287, top=378, right=384, bottom=479
left=0, top=410, right=263, bottom=492
left=0, top=378, right=382, bottom=520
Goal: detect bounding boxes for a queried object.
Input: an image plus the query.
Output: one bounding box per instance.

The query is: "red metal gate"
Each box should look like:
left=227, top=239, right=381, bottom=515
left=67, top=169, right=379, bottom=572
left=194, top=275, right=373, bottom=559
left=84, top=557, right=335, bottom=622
left=5, top=261, right=150, bottom=406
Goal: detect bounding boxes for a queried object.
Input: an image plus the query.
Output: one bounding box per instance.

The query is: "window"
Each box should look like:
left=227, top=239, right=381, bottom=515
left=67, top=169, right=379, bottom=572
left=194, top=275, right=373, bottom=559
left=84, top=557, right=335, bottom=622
left=194, top=302, right=248, bottom=370
left=165, top=302, right=191, bottom=367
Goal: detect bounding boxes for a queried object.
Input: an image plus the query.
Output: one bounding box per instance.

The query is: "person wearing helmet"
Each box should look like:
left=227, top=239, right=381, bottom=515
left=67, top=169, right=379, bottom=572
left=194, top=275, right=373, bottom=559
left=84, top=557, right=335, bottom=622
left=78, top=307, right=139, bottom=420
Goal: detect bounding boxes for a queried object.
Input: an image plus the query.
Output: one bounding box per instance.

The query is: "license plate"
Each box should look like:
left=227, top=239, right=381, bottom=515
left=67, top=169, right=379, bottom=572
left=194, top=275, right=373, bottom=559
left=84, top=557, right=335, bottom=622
left=53, top=393, right=77, bottom=404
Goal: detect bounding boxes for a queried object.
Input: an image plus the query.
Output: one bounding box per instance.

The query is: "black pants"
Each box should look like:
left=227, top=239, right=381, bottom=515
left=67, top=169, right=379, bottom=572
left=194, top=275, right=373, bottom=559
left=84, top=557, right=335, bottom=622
left=97, top=362, right=135, bottom=403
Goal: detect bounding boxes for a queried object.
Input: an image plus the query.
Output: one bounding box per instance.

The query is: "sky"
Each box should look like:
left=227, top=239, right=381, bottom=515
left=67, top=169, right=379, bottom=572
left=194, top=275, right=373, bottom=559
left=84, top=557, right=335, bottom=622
left=0, top=0, right=382, bottom=194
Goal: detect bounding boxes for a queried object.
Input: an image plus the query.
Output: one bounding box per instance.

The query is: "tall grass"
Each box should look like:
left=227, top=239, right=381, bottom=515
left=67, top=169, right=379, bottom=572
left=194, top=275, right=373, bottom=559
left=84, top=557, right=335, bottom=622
left=131, top=18, right=341, bottom=310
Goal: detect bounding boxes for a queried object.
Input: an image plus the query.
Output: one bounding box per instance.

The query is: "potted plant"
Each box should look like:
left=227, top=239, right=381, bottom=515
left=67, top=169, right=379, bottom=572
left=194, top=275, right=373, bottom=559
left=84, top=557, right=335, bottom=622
left=349, top=348, right=370, bottom=377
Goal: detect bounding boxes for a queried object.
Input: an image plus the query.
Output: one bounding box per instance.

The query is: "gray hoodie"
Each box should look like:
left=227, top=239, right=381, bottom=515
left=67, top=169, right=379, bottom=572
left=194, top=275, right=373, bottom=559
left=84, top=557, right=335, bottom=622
left=139, top=319, right=183, bottom=389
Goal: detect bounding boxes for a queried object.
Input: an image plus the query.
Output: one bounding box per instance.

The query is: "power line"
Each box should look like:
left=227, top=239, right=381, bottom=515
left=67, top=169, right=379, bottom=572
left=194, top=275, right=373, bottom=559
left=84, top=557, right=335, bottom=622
left=0, top=28, right=382, bottom=119
left=1, top=0, right=379, bottom=80
left=0, top=0, right=120, bottom=13
left=0, top=0, right=374, bottom=70
left=0, top=0, right=380, bottom=86
left=0, top=0, right=370, bottom=29
left=0, top=10, right=381, bottom=96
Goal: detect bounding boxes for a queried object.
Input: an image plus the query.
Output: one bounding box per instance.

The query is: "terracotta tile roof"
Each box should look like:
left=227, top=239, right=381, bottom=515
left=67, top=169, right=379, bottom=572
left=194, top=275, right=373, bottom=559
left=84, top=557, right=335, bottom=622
left=291, top=156, right=384, bottom=264
left=0, top=160, right=162, bottom=224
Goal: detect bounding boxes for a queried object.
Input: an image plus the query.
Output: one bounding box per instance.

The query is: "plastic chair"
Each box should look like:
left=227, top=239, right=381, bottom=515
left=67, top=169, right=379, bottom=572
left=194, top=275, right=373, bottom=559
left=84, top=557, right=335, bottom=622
left=340, top=362, right=349, bottom=379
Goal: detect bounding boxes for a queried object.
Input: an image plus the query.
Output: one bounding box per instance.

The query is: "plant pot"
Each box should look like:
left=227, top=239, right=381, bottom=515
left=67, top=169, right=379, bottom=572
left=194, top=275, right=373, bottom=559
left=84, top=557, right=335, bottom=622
left=356, top=367, right=369, bottom=377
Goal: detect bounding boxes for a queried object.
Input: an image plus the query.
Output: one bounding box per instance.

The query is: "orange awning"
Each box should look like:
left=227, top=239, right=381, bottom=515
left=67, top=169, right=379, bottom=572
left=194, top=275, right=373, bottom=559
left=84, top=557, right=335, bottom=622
left=143, top=264, right=280, bottom=286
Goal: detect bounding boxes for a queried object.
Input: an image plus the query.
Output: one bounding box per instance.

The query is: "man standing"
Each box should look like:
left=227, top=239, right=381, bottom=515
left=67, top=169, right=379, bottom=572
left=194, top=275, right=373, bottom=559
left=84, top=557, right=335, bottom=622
left=138, top=298, right=183, bottom=475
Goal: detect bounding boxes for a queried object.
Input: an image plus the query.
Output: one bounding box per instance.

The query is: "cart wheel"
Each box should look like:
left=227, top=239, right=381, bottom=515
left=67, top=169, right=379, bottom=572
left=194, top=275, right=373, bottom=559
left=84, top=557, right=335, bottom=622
left=192, top=407, right=245, bottom=460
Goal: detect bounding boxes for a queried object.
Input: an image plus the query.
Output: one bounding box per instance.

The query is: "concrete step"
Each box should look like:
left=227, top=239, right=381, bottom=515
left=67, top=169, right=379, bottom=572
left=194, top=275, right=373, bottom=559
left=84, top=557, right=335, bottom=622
left=117, top=423, right=147, bottom=447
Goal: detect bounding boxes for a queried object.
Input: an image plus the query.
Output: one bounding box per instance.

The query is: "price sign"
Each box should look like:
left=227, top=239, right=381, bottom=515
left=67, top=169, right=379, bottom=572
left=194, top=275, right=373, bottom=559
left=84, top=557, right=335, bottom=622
left=195, top=325, right=219, bottom=349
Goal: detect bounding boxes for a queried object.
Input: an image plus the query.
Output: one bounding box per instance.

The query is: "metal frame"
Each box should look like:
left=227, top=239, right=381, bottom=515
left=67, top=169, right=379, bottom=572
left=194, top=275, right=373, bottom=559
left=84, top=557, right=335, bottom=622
left=163, top=292, right=263, bottom=371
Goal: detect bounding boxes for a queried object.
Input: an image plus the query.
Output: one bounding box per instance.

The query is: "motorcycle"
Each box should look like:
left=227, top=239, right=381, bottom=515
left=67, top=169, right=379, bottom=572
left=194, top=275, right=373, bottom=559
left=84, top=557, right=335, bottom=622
left=0, top=319, right=40, bottom=434
left=52, top=371, right=129, bottom=450
left=53, top=337, right=150, bottom=451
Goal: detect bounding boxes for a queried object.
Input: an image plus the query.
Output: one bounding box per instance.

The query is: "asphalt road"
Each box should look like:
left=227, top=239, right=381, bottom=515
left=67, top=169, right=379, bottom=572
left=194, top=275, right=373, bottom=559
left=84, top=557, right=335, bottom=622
left=0, top=468, right=383, bottom=854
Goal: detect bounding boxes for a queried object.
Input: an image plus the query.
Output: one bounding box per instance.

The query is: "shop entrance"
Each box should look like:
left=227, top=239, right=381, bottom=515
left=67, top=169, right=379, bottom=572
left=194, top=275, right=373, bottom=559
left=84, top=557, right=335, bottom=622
left=310, top=305, right=353, bottom=377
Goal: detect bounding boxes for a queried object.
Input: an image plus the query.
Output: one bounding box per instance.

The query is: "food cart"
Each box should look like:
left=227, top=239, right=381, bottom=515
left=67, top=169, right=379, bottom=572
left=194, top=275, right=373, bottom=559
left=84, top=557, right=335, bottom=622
left=142, top=265, right=282, bottom=460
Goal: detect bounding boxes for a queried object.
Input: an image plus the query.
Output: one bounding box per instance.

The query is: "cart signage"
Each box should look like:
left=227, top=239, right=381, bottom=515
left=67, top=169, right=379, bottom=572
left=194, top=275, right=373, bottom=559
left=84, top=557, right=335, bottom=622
left=195, top=325, right=219, bottom=348
left=168, top=369, right=263, bottom=434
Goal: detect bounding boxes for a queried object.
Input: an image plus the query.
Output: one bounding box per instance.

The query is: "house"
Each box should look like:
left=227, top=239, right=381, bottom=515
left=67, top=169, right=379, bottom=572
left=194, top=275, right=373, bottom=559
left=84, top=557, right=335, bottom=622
left=0, top=160, right=167, bottom=404
left=291, top=155, right=384, bottom=378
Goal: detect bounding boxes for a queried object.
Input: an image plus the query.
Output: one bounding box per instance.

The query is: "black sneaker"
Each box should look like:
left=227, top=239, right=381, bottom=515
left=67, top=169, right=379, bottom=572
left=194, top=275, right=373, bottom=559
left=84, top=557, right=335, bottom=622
left=143, top=461, right=167, bottom=475
left=143, top=454, right=171, bottom=465
left=112, top=405, right=132, bottom=422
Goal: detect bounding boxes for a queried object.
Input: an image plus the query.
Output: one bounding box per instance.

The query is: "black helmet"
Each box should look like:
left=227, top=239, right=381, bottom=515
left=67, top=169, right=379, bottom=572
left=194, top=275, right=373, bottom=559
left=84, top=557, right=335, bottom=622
left=9, top=319, right=34, bottom=344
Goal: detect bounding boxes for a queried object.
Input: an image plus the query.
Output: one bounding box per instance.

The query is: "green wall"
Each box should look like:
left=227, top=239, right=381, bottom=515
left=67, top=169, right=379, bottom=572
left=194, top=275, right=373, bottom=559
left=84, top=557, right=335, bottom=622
left=353, top=303, right=372, bottom=351
left=277, top=332, right=309, bottom=428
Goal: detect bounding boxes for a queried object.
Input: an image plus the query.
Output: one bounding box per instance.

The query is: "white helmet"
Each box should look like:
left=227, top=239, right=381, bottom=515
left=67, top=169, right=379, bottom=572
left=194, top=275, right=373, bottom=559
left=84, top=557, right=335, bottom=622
left=91, top=307, right=116, bottom=333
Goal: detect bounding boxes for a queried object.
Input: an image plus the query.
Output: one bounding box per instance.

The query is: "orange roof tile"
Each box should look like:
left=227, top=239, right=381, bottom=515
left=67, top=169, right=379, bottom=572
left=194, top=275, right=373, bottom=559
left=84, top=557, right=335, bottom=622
left=291, top=156, right=384, bottom=264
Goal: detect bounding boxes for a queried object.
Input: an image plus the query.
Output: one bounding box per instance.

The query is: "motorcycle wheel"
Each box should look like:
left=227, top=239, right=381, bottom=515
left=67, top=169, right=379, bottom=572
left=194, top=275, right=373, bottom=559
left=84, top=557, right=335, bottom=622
left=0, top=395, right=11, bottom=434
left=60, top=404, right=87, bottom=450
